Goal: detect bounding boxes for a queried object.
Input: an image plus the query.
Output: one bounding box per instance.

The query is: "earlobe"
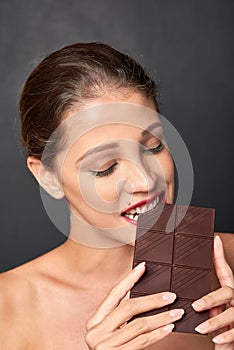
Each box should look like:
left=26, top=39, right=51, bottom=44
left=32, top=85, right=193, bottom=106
left=27, top=156, right=64, bottom=199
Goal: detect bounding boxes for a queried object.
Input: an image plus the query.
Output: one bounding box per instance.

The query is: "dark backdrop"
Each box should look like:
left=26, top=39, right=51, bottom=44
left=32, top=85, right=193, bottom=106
left=0, top=0, right=233, bottom=272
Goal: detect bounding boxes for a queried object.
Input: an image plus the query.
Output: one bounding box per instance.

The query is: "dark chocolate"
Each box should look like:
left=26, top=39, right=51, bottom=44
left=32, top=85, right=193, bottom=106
left=130, top=203, right=215, bottom=334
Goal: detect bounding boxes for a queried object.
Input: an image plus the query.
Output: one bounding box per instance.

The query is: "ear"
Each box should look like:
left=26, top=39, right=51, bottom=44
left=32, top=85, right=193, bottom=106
left=27, top=156, right=64, bottom=199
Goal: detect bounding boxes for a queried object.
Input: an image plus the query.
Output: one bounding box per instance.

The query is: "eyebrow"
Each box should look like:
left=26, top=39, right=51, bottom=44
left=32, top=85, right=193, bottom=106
left=76, top=122, right=162, bottom=164
left=76, top=142, right=120, bottom=164
left=141, top=122, right=162, bottom=137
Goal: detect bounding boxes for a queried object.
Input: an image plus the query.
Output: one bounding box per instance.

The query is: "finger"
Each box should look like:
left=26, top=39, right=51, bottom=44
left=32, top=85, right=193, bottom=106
left=192, top=285, right=234, bottom=311
left=120, top=324, right=175, bottom=350
left=106, top=309, right=184, bottom=345
left=86, top=262, right=146, bottom=329
left=195, top=307, right=234, bottom=334
left=213, top=327, right=234, bottom=345
left=209, top=305, right=223, bottom=318
left=210, top=306, right=228, bottom=340
left=210, top=306, right=229, bottom=342
left=100, top=292, right=177, bottom=331
left=213, top=235, right=234, bottom=288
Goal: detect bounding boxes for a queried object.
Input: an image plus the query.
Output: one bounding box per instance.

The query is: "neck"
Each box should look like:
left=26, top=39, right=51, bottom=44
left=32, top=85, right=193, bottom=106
left=57, top=238, right=134, bottom=282
left=69, top=212, right=136, bottom=248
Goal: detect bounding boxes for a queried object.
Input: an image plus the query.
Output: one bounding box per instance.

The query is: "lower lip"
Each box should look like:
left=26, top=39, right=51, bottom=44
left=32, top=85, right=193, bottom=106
left=122, top=216, right=138, bottom=226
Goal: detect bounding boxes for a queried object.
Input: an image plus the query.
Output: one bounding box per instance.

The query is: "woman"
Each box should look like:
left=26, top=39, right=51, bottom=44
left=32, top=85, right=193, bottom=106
left=0, top=42, right=233, bottom=349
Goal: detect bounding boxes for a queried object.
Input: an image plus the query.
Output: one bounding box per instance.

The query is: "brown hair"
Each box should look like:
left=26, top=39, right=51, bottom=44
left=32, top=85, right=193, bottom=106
left=19, top=42, right=159, bottom=168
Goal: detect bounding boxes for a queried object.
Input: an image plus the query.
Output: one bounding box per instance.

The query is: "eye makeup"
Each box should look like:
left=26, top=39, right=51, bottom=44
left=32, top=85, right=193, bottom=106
left=87, top=141, right=165, bottom=178
left=77, top=123, right=165, bottom=178
left=143, top=142, right=165, bottom=155
left=90, top=162, right=118, bottom=177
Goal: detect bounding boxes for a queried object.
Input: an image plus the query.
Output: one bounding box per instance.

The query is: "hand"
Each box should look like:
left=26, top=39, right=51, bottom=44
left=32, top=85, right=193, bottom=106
left=85, top=262, right=184, bottom=350
left=192, top=235, right=234, bottom=349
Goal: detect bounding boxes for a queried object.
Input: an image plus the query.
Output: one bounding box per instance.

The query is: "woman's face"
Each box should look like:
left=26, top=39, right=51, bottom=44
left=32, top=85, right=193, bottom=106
left=55, top=92, right=174, bottom=236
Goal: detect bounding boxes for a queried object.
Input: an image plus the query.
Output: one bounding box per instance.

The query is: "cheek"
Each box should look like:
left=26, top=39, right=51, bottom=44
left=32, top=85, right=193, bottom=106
left=95, top=175, right=120, bottom=202
left=159, top=152, right=174, bottom=183
left=60, top=161, right=83, bottom=203
left=62, top=173, right=81, bottom=201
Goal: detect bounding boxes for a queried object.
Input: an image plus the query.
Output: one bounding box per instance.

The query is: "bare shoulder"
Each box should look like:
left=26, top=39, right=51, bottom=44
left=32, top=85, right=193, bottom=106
left=0, top=254, right=43, bottom=309
left=0, top=246, right=67, bottom=349
left=0, top=260, right=37, bottom=347
left=0, top=246, right=61, bottom=324
left=0, top=260, right=35, bottom=306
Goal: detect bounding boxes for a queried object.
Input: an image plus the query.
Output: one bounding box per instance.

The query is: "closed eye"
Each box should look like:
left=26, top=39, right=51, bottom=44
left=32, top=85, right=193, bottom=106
left=90, top=162, right=118, bottom=177
left=143, top=141, right=164, bottom=154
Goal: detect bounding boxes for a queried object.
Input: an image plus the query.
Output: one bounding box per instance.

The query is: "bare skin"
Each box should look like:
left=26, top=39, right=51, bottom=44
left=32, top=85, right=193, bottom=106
left=2, top=92, right=233, bottom=349
left=0, top=233, right=233, bottom=349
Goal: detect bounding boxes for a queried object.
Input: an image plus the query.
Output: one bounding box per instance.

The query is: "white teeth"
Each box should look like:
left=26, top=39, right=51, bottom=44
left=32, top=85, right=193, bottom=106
left=148, top=202, right=154, bottom=211
left=123, top=194, right=163, bottom=221
left=136, top=207, right=141, bottom=214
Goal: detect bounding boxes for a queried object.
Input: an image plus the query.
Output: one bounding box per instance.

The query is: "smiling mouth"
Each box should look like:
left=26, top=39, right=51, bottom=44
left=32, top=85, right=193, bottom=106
left=121, top=191, right=165, bottom=225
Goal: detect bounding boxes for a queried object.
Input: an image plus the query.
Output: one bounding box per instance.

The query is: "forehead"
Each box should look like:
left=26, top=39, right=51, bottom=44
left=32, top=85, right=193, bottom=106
left=63, top=103, right=161, bottom=148
left=42, top=102, right=163, bottom=168
left=73, top=122, right=161, bottom=147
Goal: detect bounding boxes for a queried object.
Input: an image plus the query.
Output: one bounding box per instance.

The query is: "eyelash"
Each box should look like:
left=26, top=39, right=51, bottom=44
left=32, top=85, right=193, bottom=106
left=91, top=162, right=118, bottom=178
left=143, top=141, right=165, bottom=154
left=91, top=142, right=164, bottom=178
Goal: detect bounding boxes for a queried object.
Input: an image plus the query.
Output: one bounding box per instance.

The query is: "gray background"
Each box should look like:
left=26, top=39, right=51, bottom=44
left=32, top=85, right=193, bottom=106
left=0, top=0, right=233, bottom=272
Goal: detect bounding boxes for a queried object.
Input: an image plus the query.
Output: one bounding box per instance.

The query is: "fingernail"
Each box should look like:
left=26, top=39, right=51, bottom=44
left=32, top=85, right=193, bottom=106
left=194, top=321, right=209, bottom=334
left=192, top=299, right=206, bottom=310
left=163, top=324, right=175, bottom=332
left=162, top=292, right=177, bottom=301
left=212, top=334, right=225, bottom=344
left=133, top=262, right=146, bottom=271
left=214, top=235, right=222, bottom=247
left=169, top=309, right=185, bottom=318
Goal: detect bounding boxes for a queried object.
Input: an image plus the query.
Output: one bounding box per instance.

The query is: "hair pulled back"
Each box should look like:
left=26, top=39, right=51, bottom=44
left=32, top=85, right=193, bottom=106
left=19, top=42, right=159, bottom=167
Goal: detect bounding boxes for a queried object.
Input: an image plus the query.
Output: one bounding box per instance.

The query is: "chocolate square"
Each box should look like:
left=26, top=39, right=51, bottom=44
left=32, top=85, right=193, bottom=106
left=174, top=234, right=213, bottom=269
left=172, top=266, right=212, bottom=299
left=176, top=205, right=214, bottom=237
left=137, top=203, right=176, bottom=233
left=132, top=262, right=171, bottom=295
left=134, top=229, right=174, bottom=264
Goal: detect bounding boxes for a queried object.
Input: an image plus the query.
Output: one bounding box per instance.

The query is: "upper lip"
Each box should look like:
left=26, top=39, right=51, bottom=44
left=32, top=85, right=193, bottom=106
left=121, top=190, right=165, bottom=214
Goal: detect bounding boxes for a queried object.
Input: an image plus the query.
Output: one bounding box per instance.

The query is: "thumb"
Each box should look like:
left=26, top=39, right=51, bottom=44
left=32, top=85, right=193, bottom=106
left=213, top=235, right=234, bottom=289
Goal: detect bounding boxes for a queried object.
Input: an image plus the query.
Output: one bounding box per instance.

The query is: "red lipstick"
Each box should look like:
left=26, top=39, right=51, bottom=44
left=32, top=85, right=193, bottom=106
left=122, top=190, right=165, bottom=214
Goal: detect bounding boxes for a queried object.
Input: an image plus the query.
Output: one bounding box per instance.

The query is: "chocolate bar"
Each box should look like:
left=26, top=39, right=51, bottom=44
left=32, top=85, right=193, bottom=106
left=130, top=203, right=215, bottom=334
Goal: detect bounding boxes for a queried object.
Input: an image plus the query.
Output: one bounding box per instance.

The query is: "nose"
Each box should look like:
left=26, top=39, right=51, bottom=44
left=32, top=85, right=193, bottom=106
left=123, top=160, right=156, bottom=194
